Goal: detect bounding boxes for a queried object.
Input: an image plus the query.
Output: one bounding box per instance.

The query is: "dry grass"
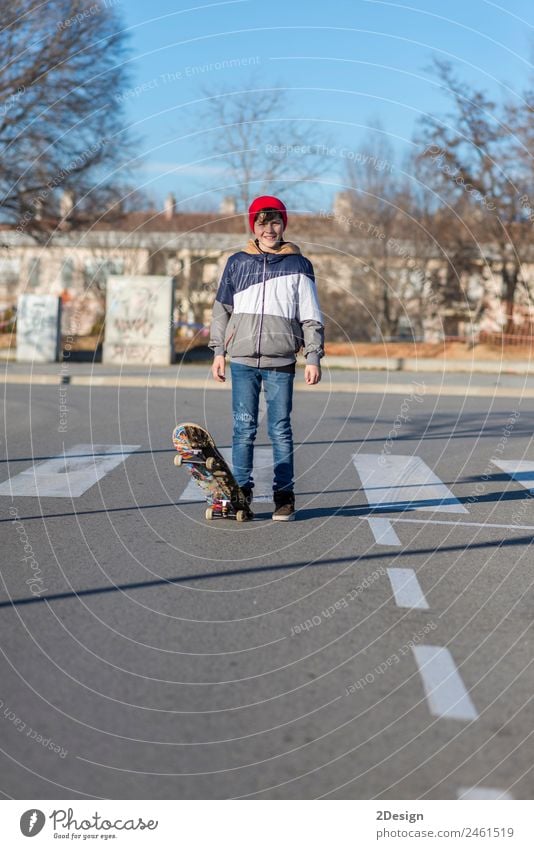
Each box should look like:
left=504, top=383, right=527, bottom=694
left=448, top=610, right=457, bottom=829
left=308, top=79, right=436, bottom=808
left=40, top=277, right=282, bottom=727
left=324, top=341, right=534, bottom=360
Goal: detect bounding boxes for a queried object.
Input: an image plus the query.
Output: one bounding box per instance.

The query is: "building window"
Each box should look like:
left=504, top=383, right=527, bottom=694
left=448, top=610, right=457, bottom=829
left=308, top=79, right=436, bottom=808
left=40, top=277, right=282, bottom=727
left=83, top=258, right=124, bottom=292
left=61, top=258, right=74, bottom=290
left=27, top=257, right=40, bottom=289
left=0, top=258, right=20, bottom=300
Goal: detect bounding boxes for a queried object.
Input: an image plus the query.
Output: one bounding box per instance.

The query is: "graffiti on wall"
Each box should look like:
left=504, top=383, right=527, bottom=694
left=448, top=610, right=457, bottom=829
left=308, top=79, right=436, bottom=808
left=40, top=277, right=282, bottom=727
left=111, top=287, right=158, bottom=339
left=103, top=276, right=174, bottom=365
left=16, top=295, right=61, bottom=362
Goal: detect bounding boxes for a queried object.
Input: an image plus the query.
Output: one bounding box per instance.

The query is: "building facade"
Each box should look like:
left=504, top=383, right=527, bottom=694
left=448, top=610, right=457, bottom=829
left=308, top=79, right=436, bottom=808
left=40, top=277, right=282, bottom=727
left=1, top=198, right=532, bottom=342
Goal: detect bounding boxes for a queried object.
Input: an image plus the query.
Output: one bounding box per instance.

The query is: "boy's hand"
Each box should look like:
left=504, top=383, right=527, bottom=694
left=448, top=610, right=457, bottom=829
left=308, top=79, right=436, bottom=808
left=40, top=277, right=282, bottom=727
left=212, top=355, right=226, bottom=382
left=305, top=364, right=321, bottom=385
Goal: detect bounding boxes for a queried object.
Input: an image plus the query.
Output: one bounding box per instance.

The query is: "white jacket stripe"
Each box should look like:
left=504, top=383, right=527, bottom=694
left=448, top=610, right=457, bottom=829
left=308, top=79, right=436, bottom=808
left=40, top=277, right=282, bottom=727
left=233, top=273, right=299, bottom=318
left=232, top=272, right=323, bottom=323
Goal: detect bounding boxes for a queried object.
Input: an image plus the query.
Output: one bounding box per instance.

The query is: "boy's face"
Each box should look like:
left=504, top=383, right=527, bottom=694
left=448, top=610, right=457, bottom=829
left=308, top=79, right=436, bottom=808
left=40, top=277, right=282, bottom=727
left=253, top=210, right=284, bottom=251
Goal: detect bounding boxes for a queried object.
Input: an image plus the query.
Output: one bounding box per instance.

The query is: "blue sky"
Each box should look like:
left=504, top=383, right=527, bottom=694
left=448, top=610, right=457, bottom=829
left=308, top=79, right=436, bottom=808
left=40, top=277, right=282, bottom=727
left=116, top=0, right=533, bottom=213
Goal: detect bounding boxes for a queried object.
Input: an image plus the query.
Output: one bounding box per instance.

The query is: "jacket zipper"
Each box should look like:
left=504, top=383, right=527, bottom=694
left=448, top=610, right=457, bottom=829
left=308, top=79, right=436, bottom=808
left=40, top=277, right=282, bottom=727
left=255, top=253, right=267, bottom=366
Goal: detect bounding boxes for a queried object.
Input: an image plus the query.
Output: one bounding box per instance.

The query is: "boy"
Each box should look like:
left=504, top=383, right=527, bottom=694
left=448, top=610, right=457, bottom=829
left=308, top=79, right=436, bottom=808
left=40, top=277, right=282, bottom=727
left=209, top=195, right=324, bottom=520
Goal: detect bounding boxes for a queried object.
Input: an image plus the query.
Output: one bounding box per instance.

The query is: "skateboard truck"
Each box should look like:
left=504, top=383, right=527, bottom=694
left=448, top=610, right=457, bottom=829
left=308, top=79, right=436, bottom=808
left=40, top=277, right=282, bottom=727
left=174, top=453, right=218, bottom=471
left=206, top=499, right=248, bottom=522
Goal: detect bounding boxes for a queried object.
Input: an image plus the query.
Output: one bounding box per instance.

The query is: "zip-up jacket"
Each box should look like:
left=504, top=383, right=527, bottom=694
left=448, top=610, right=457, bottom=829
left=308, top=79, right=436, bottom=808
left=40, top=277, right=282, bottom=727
left=209, top=238, right=324, bottom=368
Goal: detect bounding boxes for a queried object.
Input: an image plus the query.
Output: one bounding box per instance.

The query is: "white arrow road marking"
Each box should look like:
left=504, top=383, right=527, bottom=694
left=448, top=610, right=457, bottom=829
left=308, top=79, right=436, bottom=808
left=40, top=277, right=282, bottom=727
left=492, top=459, right=534, bottom=493
left=387, top=568, right=429, bottom=609
left=353, top=453, right=468, bottom=513
left=390, top=517, right=534, bottom=531
left=413, top=645, right=478, bottom=721
left=367, top=517, right=401, bottom=545
left=0, top=444, right=140, bottom=498
left=457, top=787, right=513, bottom=800
left=179, top=447, right=273, bottom=502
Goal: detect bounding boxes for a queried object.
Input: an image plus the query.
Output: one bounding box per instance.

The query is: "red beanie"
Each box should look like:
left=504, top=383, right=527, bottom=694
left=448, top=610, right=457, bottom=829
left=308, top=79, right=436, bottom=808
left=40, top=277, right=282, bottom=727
left=248, top=195, right=287, bottom=232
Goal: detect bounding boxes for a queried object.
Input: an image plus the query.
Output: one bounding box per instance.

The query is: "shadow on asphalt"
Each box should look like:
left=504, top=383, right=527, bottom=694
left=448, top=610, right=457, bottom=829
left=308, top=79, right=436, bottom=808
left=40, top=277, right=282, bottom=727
left=1, top=481, right=531, bottom=526
left=1, top=532, right=532, bottom=610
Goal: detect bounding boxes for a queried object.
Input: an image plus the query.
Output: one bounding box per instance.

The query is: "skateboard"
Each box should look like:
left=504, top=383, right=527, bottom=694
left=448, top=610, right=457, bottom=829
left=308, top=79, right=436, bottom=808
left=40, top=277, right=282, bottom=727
left=172, top=422, right=254, bottom=522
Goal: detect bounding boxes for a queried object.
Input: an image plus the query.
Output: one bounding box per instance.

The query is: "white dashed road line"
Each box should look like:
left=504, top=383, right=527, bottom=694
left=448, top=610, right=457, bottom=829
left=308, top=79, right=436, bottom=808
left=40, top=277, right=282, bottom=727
left=412, top=645, right=478, bottom=721
left=387, top=567, right=429, bottom=609
left=457, top=787, right=513, bottom=800
left=367, top=517, right=402, bottom=545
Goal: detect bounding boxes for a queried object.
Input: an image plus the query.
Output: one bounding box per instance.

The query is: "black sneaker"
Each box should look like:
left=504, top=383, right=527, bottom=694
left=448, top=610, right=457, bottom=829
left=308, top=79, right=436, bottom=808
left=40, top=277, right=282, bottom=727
left=272, top=491, right=295, bottom=521
left=240, top=486, right=253, bottom=507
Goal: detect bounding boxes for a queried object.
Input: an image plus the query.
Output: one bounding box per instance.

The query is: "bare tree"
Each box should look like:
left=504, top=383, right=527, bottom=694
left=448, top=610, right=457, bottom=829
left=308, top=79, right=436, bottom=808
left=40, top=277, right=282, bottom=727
left=394, top=163, right=483, bottom=339
left=341, top=127, right=414, bottom=337
left=0, top=0, right=138, bottom=241
left=194, top=71, right=334, bottom=230
left=416, top=59, right=534, bottom=332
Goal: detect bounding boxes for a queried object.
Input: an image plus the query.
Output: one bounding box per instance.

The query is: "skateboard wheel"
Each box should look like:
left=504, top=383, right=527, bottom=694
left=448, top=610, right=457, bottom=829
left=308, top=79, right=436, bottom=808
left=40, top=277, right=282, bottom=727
left=205, top=507, right=214, bottom=520
left=174, top=455, right=183, bottom=467
left=205, top=456, right=216, bottom=471
left=236, top=510, right=247, bottom=523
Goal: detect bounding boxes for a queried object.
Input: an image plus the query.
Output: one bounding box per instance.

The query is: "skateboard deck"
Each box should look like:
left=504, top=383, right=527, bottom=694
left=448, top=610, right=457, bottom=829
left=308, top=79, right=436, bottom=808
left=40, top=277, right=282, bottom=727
left=172, top=422, right=253, bottom=521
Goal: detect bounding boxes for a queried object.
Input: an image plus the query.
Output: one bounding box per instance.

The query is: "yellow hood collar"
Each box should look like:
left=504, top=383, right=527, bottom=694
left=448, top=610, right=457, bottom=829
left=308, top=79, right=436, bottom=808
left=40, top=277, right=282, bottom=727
left=244, top=238, right=301, bottom=255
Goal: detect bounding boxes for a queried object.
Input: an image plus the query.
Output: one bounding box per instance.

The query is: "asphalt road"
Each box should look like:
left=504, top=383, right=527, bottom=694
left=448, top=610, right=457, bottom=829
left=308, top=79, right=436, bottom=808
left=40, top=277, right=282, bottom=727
left=1, top=369, right=534, bottom=800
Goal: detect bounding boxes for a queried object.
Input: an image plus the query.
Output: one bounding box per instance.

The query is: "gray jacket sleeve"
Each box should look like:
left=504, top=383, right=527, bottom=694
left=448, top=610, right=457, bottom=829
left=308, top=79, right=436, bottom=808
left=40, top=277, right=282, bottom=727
left=302, top=320, right=324, bottom=366
left=299, top=259, right=324, bottom=366
left=208, top=300, right=233, bottom=357
left=209, top=258, right=234, bottom=357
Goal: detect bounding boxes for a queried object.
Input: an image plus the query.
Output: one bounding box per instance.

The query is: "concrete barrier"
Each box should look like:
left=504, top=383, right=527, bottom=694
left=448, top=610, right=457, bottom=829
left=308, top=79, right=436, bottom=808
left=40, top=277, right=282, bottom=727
left=16, top=294, right=61, bottom=363
left=103, top=275, right=175, bottom=365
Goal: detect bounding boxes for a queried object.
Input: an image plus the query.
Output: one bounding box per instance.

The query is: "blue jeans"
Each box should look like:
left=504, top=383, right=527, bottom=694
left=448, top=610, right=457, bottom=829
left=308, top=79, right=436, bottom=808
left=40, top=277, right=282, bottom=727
left=230, top=362, right=295, bottom=494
